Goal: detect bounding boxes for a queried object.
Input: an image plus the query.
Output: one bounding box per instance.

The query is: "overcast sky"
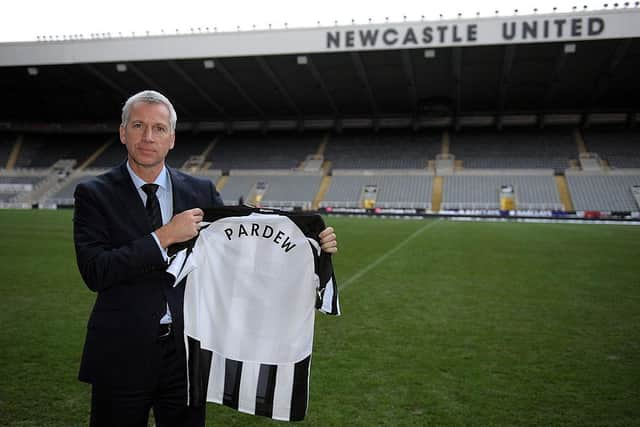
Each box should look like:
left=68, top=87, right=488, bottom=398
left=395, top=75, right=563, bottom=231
left=1, top=0, right=623, bottom=42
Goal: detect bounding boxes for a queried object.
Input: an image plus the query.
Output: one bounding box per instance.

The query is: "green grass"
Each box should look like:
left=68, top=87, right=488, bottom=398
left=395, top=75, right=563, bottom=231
left=1, top=211, right=639, bottom=426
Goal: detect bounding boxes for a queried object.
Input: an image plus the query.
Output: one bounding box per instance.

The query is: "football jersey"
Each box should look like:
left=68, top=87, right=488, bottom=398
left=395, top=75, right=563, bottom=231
left=167, top=206, right=340, bottom=422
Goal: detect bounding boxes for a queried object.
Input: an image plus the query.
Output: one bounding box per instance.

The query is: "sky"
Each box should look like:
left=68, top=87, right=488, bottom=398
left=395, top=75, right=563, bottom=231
left=1, top=0, right=627, bottom=42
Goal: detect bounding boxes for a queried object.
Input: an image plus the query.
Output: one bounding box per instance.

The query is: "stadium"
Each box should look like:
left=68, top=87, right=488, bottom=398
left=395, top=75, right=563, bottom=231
left=1, top=4, right=639, bottom=426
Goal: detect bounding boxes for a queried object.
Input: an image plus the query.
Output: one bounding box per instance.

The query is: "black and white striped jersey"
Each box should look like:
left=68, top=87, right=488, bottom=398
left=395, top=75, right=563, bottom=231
left=168, top=207, right=340, bottom=421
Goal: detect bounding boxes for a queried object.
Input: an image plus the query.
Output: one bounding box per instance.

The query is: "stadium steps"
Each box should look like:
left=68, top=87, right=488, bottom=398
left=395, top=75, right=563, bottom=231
left=6, top=136, right=22, bottom=170
left=78, top=137, right=115, bottom=170
left=555, top=175, right=574, bottom=211
left=215, top=175, right=228, bottom=191
left=200, top=137, right=219, bottom=166
left=575, top=129, right=587, bottom=154
left=321, top=160, right=333, bottom=174
left=316, top=132, right=329, bottom=156
left=431, top=176, right=443, bottom=212
left=441, top=130, right=450, bottom=154
left=12, top=173, right=59, bottom=204
left=312, top=175, right=332, bottom=210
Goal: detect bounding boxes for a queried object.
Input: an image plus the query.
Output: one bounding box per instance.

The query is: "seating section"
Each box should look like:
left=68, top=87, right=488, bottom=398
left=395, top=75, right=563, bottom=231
left=165, top=133, right=216, bottom=169
left=1, top=129, right=640, bottom=212
left=46, top=173, right=99, bottom=204
left=0, top=175, right=48, bottom=201
left=582, top=129, right=640, bottom=168
left=0, top=135, right=16, bottom=167
left=0, top=176, right=46, bottom=185
left=450, top=129, right=576, bottom=171
left=207, top=132, right=322, bottom=170
left=91, top=141, right=127, bottom=167
left=220, top=172, right=323, bottom=209
left=14, top=134, right=106, bottom=168
left=566, top=174, right=640, bottom=212
left=325, top=130, right=440, bottom=169
left=441, top=174, right=562, bottom=210
left=321, top=172, right=433, bottom=209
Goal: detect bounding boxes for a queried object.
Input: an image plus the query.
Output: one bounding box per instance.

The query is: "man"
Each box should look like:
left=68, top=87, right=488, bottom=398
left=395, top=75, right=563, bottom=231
left=73, top=90, right=338, bottom=427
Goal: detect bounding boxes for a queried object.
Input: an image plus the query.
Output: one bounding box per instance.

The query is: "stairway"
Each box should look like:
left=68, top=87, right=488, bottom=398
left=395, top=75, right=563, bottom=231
left=431, top=176, right=443, bottom=212
left=554, top=175, right=574, bottom=212
left=312, top=175, right=332, bottom=210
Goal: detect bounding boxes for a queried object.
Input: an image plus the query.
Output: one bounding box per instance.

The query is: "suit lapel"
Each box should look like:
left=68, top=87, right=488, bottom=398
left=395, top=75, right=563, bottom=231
left=113, top=162, right=152, bottom=233
left=169, top=167, right=190, bottom=215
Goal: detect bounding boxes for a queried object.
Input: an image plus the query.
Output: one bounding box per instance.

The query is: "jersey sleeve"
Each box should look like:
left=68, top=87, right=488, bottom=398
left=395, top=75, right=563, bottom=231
left=316, top=250, right=340, bottom=315
left=305, top=215, right=340, bottom=316
left=167, top=246, right=198, bottom=286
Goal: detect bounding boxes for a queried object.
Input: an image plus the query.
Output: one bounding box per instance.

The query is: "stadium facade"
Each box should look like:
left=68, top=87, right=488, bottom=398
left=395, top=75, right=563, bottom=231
left=0, top=8, right=639, bottom=219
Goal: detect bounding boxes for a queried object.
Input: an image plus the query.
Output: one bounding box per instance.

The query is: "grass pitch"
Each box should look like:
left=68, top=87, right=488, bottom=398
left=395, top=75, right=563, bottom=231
left=0, top=210, right=639, bottom=426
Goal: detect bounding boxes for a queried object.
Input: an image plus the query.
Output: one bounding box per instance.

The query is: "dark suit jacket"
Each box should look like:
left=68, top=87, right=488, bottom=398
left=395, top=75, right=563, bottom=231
left=73, top=162, right=223, bottom=388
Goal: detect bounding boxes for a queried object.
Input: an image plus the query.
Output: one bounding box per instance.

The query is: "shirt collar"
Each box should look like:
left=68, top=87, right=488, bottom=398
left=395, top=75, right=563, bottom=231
left=126, top=161, right=170, bottom=192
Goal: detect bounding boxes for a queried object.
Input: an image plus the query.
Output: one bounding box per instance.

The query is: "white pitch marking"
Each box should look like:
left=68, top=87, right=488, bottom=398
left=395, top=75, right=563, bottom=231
left=339, top=219, right=441, bottom=291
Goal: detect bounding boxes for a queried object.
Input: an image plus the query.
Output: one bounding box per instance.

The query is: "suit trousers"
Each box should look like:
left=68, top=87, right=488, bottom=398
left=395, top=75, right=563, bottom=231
left=89, top=333, right=205, bottom=427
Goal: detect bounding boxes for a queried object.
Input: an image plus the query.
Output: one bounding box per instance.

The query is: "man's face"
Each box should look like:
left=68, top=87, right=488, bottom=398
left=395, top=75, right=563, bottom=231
left=120, top=101, right=175, bottom=170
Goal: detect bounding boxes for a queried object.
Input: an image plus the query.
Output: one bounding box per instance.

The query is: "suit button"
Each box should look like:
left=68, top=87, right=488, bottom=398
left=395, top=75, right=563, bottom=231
left=151, top=313, right=157, bottom=319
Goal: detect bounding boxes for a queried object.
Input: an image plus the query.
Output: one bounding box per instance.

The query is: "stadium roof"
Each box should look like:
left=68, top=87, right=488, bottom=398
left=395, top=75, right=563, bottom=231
left=1, top=9, right=639, bottom=132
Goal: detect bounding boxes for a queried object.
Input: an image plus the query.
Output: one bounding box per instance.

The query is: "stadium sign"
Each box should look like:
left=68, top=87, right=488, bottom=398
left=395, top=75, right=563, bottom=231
left=325, top=16, right=607, bottom=49
left=1, top=10, right=639, bottom=66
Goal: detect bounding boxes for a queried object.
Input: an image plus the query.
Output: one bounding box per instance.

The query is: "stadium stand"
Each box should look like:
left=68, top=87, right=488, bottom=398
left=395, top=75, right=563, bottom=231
left=0, top=135, right=16, bottom=167
left=449, top=129, right=576, bottom=171
left=14, top=134, right=106, bottom=168
left=565, top=172, right=640, bottom=212
left=325, top=130, right=441, bottom=169
left=90, top=140, right=126, bottom=167
left=206, top=132, right=323, bottom=170
left=320, top=170, right=433, bottom=209
left=44, top=172, right=101, bottom=206
left=220, top=171, right=323, bottom=209
left=2, top=126, right=639, bottom=214
left=0, top=173, right=49, bottom=203
left=165, top=133, right=217, bottom=169
left=441, top=171, right=563, bottom=211
left=582, top=129, right=640, bottom=168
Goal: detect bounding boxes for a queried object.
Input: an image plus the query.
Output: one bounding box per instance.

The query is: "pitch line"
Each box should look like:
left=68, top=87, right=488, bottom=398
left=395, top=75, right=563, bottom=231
left=339, top=219, right=441, bottom=291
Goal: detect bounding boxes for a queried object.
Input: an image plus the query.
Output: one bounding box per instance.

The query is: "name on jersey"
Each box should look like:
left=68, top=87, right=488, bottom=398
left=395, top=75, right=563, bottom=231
left=224, top=223, right=297, bottom=253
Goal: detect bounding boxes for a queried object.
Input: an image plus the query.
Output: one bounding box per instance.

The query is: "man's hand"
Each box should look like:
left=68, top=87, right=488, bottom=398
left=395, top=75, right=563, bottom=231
left=319, top=226, right=338, bottom=254
left=156, top=208, right=204, bottom=248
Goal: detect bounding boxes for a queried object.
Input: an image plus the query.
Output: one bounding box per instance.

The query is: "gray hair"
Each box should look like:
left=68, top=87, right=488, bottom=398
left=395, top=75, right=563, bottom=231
left=121, top=90, right=177, bottom=132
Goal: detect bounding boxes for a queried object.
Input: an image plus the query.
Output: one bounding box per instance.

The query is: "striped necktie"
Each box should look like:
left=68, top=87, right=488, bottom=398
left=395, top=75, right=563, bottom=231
left=141, top=183, right=163, bottom=230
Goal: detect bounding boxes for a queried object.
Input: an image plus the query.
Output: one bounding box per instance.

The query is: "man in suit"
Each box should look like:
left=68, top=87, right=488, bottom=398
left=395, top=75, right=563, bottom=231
left=73, top=90, right=338, bottom=426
